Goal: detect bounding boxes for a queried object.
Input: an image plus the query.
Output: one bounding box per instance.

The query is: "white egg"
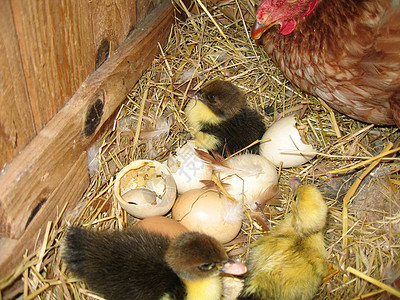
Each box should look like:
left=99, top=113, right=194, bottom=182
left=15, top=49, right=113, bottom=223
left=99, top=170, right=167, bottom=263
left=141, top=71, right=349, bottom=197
left=260, top=115, right=316, bottom=168
left=114, top=160, right=177, bottom=218
left=217, top=154, right=279, bottom=210
left=166, top=140, right=212, bottom=194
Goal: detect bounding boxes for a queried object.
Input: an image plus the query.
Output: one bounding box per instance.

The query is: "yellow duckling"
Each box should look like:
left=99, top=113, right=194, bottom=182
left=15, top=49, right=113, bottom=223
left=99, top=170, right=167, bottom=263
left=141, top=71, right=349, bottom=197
left=238, top=184, right=329, bottom=300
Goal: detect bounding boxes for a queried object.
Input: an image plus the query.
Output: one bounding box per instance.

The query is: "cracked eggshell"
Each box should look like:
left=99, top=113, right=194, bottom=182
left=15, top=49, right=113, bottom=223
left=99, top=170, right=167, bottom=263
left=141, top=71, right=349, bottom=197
left=222, top=277, right=244, bottom=300
left=218, top=154, right=279, bottom=210
left=172, top=189, right=243, bottom=243
left=114, top=160, right=177, bottom=218
left=166, top=140, right=212, bottom=194
left=260, top=115, right=316, bottom=168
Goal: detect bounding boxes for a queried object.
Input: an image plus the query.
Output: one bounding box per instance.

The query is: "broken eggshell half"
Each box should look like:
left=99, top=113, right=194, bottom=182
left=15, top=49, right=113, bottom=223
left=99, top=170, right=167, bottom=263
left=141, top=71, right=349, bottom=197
left=260, top=115, right=316, bottom=168
left=114, top=160, right=177, bottom=218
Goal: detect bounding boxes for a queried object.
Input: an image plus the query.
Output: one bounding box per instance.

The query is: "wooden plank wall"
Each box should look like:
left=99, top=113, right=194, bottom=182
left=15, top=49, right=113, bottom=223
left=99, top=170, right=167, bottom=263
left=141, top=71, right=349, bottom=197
left=0, top=1, right=36, bottom=170
left=0, top=0, right=165, bottom=170
left=0, top=0, right=181, bottom=282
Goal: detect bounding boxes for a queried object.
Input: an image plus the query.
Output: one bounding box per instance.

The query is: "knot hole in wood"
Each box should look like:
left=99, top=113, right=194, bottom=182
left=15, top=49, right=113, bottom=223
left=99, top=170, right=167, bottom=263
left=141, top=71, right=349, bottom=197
left=84, top=96, right=104, bottom=136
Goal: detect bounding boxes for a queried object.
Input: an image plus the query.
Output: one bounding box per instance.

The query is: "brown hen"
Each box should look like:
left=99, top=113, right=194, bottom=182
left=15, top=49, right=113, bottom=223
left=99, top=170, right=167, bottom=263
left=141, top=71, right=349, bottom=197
left=252, top=0, right=400, bottom=126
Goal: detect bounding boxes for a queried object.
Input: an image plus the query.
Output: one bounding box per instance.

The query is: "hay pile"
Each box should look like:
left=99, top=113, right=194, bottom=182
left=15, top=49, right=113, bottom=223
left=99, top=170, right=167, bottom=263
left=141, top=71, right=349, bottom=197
left=1, top=0, right=399, bottom=299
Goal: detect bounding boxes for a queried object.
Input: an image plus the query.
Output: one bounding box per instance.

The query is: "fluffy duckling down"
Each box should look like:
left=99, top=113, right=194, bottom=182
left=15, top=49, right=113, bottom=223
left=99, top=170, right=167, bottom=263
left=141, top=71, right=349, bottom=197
left=185, top=80, right=265, bottom=156
left=238, top=185, right=329, bottom=300
left=62, top=227, right=246, bottom=300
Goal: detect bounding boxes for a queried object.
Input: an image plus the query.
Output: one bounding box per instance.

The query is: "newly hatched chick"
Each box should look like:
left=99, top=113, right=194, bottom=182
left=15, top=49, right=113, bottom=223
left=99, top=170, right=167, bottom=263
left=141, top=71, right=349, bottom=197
left=238, top=185, right=329, bottom=300
left=62, top=226, right=246, bottom=300
left=185, top=80, right=266, bottom=156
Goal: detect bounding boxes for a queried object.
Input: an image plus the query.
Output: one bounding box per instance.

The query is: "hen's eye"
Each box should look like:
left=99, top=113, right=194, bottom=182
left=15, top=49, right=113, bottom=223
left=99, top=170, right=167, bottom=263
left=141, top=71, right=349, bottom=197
left=198, top=262, right=216, bottom=271
left=206, top=94, right=216, bottom=104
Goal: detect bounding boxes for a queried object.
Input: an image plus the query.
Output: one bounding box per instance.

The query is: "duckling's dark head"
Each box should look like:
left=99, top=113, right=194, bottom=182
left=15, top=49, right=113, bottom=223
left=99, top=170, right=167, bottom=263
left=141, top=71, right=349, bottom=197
left=165, top=232, right=245, bottom=281
left=193, top=80, right=245, bottom=119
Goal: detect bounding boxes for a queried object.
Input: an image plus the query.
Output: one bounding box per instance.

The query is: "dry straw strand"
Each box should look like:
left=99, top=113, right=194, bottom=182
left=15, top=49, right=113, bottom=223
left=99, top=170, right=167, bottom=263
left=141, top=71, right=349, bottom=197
left=194, top=0, right=240, bottom=56
left=347, top=266, right=400, bottom=298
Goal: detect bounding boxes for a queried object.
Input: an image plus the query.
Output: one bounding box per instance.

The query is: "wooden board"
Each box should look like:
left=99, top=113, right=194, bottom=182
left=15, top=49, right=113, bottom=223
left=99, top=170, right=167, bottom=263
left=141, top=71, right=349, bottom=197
left=0, top=151, right=89, bottom=281
left=137, top=0, right=163, bottom=24
left=88, top=0, right=137, bottom=68
left=0, top=0, right=176, bottom=239
left=10, top=0, right=95, bottom=130
left=0, top=1, right=36, bottom=170
left=1, top=0, right=140, bottom=169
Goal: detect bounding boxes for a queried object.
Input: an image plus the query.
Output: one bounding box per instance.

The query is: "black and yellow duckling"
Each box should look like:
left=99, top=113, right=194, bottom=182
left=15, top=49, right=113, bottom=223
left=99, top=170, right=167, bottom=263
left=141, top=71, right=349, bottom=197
left=62, top=226, right=246, bottom=300
left=185, top=80, right=266, bottom=156
left=238, top=184, right=329, bottom=300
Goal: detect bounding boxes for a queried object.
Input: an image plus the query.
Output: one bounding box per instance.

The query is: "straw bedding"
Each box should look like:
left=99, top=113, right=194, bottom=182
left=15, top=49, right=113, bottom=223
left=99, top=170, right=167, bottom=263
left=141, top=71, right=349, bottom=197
left=1, top=0, right=399, bottom=299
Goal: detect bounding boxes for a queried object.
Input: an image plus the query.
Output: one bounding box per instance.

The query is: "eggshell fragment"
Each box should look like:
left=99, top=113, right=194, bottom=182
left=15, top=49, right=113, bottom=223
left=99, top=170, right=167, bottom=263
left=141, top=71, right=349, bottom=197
left=172, top=189, right=243, bottom=243
left=222, top=277, right=244, bottom=300
left=217, top=154, right=279, bottom=210
left=122, top=188, right=157, bottom=205
left=135, top=216, right=188, bottom=238
left=260, top=115, right=316, bottom=168
left=166, top=141, right=212, bottom=194
left=114, top=160, right=177, bottom=218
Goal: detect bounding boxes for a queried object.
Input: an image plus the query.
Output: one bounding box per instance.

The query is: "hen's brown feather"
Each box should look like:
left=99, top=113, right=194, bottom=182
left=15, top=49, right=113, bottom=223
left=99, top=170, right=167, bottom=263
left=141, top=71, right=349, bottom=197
left=256, top=0, right=400, bottom=126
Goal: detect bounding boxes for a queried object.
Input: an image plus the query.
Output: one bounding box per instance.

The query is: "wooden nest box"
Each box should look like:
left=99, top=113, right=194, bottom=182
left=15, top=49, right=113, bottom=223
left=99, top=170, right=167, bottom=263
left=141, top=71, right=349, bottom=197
left=0, top=0, right=185, bottom=279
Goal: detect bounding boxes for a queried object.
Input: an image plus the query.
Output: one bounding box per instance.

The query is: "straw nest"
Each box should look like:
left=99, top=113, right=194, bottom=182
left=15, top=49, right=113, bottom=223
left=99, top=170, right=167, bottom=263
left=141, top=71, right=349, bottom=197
left=1, top=0, right=399, bottom=299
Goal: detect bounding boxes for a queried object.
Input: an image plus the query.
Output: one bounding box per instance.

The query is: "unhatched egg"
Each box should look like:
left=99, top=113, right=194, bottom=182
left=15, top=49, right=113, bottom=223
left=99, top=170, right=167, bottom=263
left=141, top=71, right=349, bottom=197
left=217, top=154, right=279, bottom=210
left=135, top=216, right=188, bottom=238
left=172, top=189, right=243, bottom=243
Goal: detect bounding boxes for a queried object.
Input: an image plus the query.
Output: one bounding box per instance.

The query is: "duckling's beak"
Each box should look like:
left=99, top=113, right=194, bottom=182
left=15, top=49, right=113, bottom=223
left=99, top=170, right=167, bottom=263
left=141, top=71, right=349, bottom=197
left=289, top=176, right=301, bottom=191
left=220, top=259, right=247, bottom=276
left=187, top=90, right=203, bottom=102
left=187, top=90, right=196, bottom=98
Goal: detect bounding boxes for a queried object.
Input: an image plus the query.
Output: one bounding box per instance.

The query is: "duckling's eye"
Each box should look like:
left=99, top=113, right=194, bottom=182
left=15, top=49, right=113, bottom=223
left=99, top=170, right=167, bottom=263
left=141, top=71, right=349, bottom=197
left=294, top=193, right=300, bottom=203
left=206, top=94, right=216, bottom=104
left=198, top=262, right=216, bottom=271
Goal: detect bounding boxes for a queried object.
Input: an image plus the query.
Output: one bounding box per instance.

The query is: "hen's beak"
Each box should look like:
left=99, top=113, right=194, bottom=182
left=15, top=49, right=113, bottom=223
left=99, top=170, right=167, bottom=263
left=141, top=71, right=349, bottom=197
left=251, top=20, right=272, bottom=40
